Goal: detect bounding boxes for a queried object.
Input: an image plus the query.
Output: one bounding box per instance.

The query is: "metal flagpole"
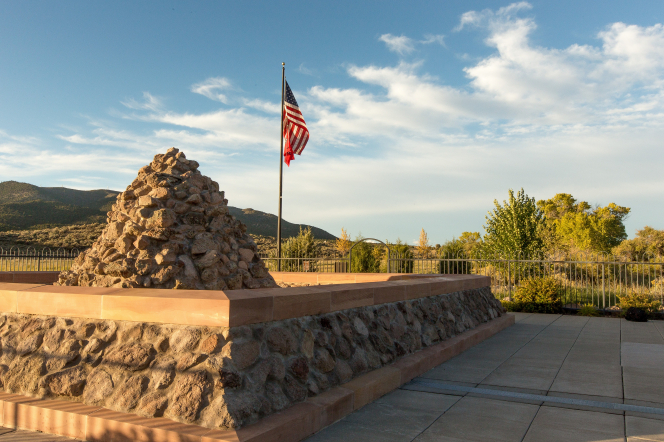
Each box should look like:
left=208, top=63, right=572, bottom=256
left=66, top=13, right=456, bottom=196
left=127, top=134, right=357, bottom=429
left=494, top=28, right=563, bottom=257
left=277, top=62, right=285, bottom=271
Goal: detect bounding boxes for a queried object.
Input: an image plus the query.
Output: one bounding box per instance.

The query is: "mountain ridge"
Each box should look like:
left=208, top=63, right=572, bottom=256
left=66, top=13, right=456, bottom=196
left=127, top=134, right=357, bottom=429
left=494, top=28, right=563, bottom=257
left=0, top=181, right=336, bottom=240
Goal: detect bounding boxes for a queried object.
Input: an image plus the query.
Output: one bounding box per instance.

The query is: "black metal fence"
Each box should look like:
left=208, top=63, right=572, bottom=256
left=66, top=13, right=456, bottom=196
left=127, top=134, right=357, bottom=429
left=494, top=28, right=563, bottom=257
left=0, top=247, right=82, bottom=272
left=399, top=252, right=664, bottom=309
left=4, top=243, right=662, bottom=309
left=260, top=246, right=664, bottom=309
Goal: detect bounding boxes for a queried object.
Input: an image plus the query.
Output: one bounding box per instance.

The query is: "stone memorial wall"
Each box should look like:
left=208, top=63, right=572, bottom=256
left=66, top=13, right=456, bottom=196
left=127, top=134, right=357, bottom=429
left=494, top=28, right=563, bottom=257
left=0, top=276, right=504, bottom=431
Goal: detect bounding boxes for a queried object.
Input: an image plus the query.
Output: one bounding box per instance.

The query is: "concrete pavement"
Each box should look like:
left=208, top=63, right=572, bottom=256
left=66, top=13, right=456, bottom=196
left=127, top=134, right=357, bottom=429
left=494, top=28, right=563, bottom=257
left=306, top=313, right=664, bottom=442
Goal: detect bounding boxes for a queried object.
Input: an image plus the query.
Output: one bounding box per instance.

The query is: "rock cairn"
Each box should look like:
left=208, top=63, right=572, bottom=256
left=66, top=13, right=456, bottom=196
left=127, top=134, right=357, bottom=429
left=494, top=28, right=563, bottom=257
left=57, top=148, right=277, bottom=290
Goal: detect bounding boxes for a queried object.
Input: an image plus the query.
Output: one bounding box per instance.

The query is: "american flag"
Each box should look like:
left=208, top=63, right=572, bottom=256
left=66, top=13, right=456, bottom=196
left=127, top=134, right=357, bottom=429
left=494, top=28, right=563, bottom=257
left=282, top=81, right=309, bottom=166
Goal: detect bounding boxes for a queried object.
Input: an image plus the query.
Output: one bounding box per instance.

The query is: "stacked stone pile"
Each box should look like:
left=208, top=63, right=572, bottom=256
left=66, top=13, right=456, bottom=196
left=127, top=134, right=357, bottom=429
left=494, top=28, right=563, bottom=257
left=56, top=148, right=277, bottom=290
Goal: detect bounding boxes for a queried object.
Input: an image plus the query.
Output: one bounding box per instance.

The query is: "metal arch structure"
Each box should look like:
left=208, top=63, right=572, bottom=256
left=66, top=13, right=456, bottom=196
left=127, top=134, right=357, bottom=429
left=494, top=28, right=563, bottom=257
left=348, top=238, right=390, bottom=273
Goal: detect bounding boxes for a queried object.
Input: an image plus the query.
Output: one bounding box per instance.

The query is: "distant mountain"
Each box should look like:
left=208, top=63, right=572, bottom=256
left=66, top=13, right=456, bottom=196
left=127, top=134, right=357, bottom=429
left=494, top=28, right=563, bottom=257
left=0, top=181, right=336, bottom=240
left=0, top=181, right=118, bottom=231
left=229, top=207, right=336, bottom=240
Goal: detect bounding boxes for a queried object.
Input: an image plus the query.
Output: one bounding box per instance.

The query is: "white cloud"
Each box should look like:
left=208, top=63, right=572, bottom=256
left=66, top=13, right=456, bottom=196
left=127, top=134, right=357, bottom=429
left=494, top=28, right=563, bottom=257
left=379, top=34, right=416, bottom=55
left=302, top=5, right=664, bottom=139
left=455, top=1, right=533, bottom=32
left=598, top=23, right=664, bottom=82
left=191, top=77, right=233, bottom=103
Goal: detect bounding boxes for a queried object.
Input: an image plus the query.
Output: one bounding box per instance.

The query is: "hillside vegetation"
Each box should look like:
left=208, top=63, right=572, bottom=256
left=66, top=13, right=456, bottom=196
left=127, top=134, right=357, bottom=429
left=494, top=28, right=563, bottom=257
left=0, top=181, right=335, bottom=250
left=0, top=225, right=337, bottom=256
left=229, top=207, right=335, bottom=240
left=0, top=181, right=118, bottom=231
left=0, top=223, right=104, bottom=251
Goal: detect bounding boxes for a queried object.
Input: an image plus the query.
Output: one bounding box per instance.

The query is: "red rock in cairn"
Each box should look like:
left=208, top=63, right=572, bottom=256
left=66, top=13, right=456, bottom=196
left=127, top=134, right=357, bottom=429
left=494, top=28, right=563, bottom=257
left=57, top=148, right=277, bottom=290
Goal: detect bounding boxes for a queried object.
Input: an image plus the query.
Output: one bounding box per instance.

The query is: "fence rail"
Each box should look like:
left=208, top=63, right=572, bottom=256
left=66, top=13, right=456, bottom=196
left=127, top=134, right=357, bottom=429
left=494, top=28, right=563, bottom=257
left=3, top=245, right=662, bottom=309
left=260, top=249, right=664, bottom=309
left=404, top=255, right=664, bottom=309
left=0, top=247, right=82, bottom=272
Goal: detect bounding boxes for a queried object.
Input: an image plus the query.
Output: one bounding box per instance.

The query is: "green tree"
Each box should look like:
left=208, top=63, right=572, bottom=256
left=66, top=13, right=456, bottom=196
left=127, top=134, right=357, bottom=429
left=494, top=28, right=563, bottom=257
left=537, top=193, right=630, bottom=254
left=438, top=238, right=472, bottom=274
left=483, top=189, right=544, bottom=259
left=280, top=226, right=316, bottom=271
left=282, top=226, right=316, bottom=257
left=612, top=226, right=664, bottom=260
left=438, top=232, right=482, bottom=259
left=438, top=237, right=464, bottom=258
left=385, top=239, right=413, bottom=273
left=459, top=231, right=482, bottom=257
left=350, top=236, right=381, bottom=273
left=335, top=227, right=351, bottom=256
left=416, top=228, right=430, bottom=258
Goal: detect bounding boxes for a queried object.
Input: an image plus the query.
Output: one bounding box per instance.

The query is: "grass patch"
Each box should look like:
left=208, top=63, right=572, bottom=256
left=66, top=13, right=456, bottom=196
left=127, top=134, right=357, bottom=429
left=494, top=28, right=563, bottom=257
left=577, top=304, right=600, bottom=316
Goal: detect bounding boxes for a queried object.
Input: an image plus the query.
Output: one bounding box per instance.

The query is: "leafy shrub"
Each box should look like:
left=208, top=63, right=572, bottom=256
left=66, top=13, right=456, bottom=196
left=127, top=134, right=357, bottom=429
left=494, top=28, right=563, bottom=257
left=513, top=276, right=561, bottom=304
left=618, top=292, right=661, bottom=316
left=501, top=300, right=562, bottom=314
left=280, top=227, right=316, bottom=271
left=350, top=239, right=381, bottom=273
left=505, top=276, right=563, bottom=313
left=500, top=300, right=521, bottom=312
left=578, top=304, right=600, bottom=317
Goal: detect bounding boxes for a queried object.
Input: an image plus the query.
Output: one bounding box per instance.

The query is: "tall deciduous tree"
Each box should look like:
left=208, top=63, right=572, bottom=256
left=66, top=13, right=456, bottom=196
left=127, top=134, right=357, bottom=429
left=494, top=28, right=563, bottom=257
left=335, top=227, right=351, bottom=256
left=438, top=232, right=482, bottom=258
left=537, top=193, right=630, bottom=254
left=612, top=226, right=664, bottom=260
left=483, top=189, right=544, bottom=258
left=459, top=231, right=482, bottom=257
left=417, top=228, right=430, bottom=258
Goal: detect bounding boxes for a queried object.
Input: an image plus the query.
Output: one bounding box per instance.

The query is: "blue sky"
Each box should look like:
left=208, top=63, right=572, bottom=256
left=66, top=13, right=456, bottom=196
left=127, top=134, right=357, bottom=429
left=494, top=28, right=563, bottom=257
left=2, top=1, right=664, bottom=244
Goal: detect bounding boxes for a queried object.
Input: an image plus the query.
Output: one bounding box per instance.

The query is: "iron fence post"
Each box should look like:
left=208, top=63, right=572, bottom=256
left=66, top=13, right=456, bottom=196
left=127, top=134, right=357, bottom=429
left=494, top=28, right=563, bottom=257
left=602, top=263, right=605, bottom=309
left=508, top=259, right=512, bottom=298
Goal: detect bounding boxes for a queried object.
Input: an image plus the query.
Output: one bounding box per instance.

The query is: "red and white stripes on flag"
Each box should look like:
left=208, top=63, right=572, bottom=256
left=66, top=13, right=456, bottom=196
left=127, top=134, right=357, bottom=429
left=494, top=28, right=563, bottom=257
left=282, top=81, right=309, bottom=166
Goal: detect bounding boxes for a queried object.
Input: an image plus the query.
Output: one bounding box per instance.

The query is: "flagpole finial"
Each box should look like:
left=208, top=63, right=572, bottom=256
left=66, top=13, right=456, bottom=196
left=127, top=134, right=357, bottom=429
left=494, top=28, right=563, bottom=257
left=282, top=62, right=285, bottom=67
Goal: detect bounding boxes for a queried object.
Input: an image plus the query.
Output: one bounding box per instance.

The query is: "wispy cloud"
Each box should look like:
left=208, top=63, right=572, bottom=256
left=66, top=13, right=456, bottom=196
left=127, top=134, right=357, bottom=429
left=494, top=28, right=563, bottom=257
left=191, top=77, right=233, bottom=103
left=120, top=92, right=164, bottom=112
left=379, top=34, right=416, bottom=55
left=421, top=34, right=446, bottom=47
left=379, top=33, right=446, bottom=56
left=298, top=63, right=316, bottom=76
left=242, top=98, right=280, bottom=114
